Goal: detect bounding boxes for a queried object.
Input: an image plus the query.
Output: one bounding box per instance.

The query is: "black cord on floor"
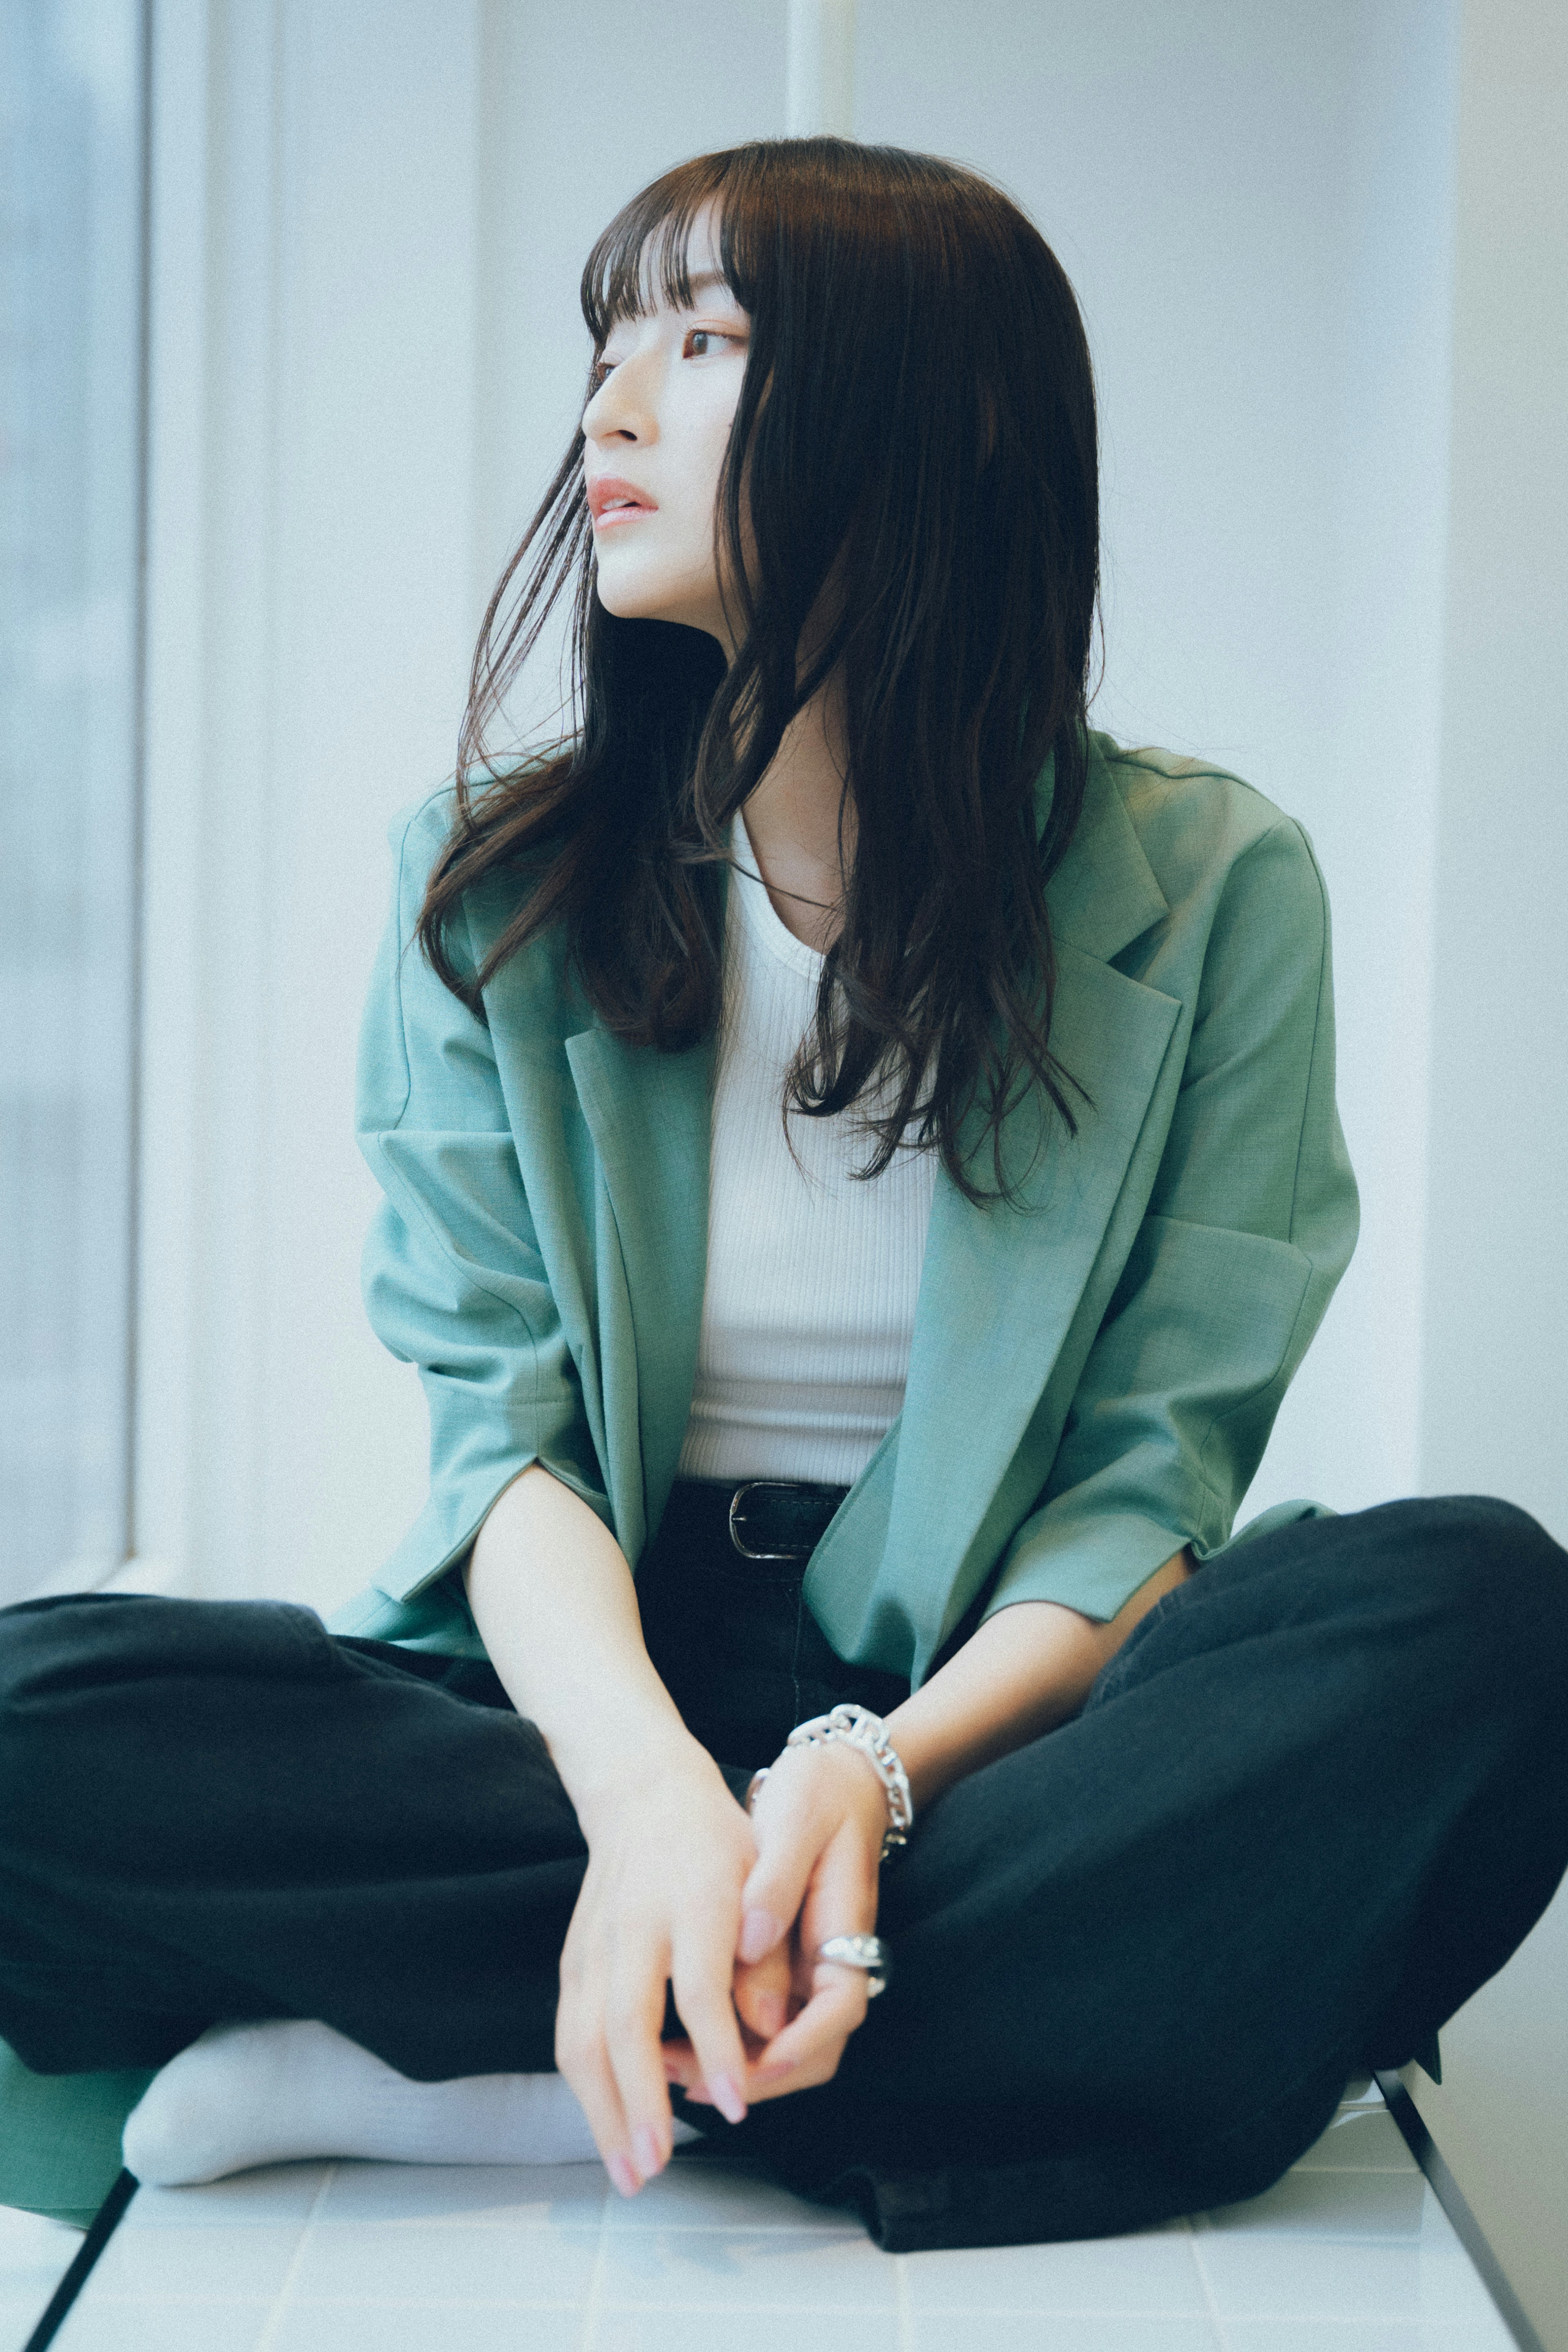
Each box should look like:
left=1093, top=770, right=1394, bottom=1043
left=20, top=2170, right=139, bottom=2352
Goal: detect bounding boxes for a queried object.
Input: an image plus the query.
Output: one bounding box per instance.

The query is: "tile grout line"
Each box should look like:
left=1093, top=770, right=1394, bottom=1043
left=85, top=2119, right=1443, bottom=2346
left=893, top=2249, right=913, bottom=2352
left=576, top=2178, right=612, bottom=2352
left=75, top=2294, right=1411, bottom=2317
left=1185, top=2216, right=1238, bottom=2352
left=251, top=2164, right=337, bottom=2352
left=75, top=2303, right=1501, bottom=2333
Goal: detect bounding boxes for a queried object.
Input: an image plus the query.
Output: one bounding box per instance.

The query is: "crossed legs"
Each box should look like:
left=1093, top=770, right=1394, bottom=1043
left=1, top=1496, right=1563, bottom=2246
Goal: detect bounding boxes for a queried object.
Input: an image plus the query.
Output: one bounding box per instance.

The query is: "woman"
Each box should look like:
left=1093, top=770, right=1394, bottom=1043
left=2, top=138, right=1565, bottom=2252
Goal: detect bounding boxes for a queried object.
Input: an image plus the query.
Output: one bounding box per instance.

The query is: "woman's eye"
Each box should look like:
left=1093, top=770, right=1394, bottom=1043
left=684, top=328, right=741, bottom=359
left=588, top=328, right=743, bottom=393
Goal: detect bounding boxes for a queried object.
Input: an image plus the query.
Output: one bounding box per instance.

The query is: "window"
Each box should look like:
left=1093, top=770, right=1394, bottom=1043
left=0, top=0, right=147, bottom=1601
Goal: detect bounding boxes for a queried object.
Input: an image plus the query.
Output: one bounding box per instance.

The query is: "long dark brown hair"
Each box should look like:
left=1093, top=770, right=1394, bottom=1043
left=419, top=137, right=1099, bottom=1201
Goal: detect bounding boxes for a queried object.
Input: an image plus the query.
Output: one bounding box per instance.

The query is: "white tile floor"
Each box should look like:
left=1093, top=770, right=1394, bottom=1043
left=0, top=2081, right=1517, bottom=2352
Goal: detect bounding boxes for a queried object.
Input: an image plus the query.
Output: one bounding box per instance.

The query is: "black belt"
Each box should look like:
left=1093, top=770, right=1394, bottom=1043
left=710, top=1478, right=851, bottom=1563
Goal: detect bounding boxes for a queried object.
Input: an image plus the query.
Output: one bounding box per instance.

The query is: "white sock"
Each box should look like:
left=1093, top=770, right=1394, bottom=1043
left=122, top=2018, right=697, bottom=2187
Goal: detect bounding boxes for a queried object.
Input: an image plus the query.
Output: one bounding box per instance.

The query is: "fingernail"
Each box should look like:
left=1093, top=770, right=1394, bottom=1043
left=607, top=2153, right=641, bottom=2198
left=738, top=1908, right=782, bottom=1964
left=633, top=2124, right=665, bottom=2181
left=757, top=1991, right=788, bottom=2038
left=711, top=2073, right=748, bottom=2126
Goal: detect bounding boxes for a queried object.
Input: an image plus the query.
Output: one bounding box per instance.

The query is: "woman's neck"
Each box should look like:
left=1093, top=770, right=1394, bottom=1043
left=740, top=674, right=854, bottom=955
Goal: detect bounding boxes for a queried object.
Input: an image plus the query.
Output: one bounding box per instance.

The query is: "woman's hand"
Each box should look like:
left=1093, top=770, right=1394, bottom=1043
left=664, top=1739, right=889, bottom=2109
left=559, top=1736, right=759, bottom=2194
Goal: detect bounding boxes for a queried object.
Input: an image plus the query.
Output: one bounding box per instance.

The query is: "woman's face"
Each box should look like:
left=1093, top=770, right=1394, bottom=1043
left=581, top=210, right=752, bottom=653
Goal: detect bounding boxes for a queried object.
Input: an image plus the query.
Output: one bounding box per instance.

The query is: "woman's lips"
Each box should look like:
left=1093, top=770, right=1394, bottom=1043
left=588, top=475, right=658, bottom=526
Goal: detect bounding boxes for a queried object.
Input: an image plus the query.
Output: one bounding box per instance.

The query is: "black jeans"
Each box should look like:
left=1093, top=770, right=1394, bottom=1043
left=1, top=1491, right=1565, bottom=2251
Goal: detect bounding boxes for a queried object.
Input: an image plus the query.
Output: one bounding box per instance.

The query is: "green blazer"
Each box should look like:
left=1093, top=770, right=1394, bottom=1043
left=332, top=730, right=1358, bottom=1686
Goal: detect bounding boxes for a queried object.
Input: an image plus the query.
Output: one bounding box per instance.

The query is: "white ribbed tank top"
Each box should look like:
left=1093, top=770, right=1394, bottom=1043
left=676, top=814, right=938, bottom=1487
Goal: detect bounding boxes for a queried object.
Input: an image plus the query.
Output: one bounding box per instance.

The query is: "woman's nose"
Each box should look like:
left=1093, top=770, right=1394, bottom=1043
left=585, top=363, right=655, bottom=446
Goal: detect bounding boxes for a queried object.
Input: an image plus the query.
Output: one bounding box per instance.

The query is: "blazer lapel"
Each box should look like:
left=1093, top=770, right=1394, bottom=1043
left=566, top=1023, right=714, bottom=1556
left=806, top=743, right=1182, bottom=1680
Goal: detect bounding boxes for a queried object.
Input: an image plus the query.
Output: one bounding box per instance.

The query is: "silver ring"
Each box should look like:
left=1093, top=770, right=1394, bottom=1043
left=815, top=1933, right=891, bottom=1996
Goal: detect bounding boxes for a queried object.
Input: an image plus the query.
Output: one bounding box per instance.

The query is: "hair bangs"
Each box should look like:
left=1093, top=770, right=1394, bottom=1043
left=581, top=154, right=742, bottom=349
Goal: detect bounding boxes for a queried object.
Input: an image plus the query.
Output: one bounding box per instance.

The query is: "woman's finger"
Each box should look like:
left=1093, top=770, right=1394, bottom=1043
left=738, top=1758, right=842, bottom=1964
left=555, top=2001, right=639, bottom=2194
left=670, top=1938, right=752, bottom=2127
left=793, top=1812, right=880, bottom=1977
left=602, top=1954, right=682, bottom=2187
left=661, top=2035, right=701, bottom=2090
left=743, top=1963, right=867, bottom=2096
left=740, top=1811, right=882, bottom=2097
left=732, top=1945, right=794, bottom=2044
left=672, top=1949, right=794, bottom=2103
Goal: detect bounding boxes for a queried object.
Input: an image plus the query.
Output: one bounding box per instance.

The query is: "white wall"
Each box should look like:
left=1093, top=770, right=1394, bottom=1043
left=1399, top=3, right=1568, bottom=2343
left=134, top=0, right=1473, bottom=1614
left=855, top=0, right=1462, bottom=1531
left=470, top=0, right=786, bottom=727
left=1420, top=0, right=1568, bottom=1540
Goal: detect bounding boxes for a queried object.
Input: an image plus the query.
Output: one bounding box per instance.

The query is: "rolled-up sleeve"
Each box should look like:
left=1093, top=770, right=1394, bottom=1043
left=355, top=798, right=608, bottom=1612
left=982, top=818, right=1360, bottom=1625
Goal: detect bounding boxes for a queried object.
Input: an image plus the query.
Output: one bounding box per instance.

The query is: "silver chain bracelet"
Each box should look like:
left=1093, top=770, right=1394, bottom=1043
left=747, top=1703, right=914, bottom=1863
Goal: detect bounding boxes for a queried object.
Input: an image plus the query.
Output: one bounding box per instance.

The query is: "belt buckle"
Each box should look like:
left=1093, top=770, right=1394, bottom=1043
left=728, top=1480, right=812, bottom=1563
